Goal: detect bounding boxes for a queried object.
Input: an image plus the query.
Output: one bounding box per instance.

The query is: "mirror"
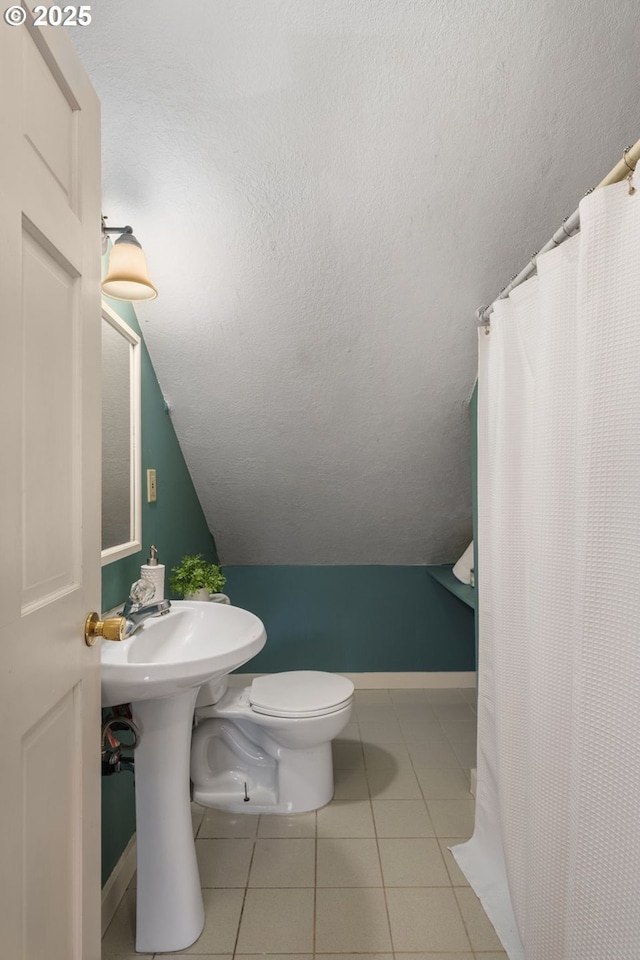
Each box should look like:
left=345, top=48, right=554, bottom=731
left=101, top=302, right=141, bottom=564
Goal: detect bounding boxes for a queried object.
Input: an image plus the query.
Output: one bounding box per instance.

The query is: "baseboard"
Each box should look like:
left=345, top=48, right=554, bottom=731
left=101, top=832, right=136, bottom=937
left=231, top=671, right=476, bottom=689
left=343, top=672, right=476, bottom=688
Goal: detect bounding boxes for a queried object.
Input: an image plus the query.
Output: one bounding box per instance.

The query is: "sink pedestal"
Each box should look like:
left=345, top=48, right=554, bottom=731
left=132, top=688, right=204, bottom=953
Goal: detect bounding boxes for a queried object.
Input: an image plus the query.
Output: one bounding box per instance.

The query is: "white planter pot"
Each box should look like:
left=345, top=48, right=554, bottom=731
left=184, top=590, right=230, bottom=604
left=184, top=589, right=211, bottom=602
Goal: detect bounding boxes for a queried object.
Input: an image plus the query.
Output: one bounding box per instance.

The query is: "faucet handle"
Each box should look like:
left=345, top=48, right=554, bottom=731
left=130, top=578, right=156, bottom=604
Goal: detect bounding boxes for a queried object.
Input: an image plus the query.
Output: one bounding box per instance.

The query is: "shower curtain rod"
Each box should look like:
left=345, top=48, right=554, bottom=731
left=476, top=136, right=640, bottom=327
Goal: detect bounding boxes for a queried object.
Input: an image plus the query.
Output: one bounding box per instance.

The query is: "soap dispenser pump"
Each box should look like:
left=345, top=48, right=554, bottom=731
left=140, top=544, right=165, bottom=602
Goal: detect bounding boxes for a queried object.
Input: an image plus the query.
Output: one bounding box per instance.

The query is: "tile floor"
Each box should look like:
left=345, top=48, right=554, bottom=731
left=102, top=686, right=506, bottom=959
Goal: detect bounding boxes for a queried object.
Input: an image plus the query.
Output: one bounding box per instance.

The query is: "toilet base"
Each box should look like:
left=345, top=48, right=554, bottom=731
left=192, top=782, right=334, bottom=815
left=191, top=717, right=335, bottom=814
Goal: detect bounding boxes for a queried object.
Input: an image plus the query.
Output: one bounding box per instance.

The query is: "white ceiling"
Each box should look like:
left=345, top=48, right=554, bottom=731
left=73, top=0, right=640, bottom=564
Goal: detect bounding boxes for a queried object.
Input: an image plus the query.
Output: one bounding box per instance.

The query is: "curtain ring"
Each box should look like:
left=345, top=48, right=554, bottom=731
left=622, top=146, right=635, bottom=172
left=561, top=217, right=573, bottom=239
left=623, top=148, right=637, bottom=194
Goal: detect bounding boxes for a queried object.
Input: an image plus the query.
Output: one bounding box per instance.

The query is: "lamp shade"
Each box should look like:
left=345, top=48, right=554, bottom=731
left=102, top=234, right=158, bottom=302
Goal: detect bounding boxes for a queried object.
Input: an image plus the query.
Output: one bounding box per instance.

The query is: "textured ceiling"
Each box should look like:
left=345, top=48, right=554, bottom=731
left=73, top=0, right=640, bottom=564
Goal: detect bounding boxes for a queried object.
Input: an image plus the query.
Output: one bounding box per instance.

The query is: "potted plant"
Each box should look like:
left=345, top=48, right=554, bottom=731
left=169, top=554, right=228, bottom=602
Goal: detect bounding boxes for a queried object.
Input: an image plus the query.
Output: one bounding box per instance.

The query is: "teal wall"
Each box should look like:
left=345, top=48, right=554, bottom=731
left=101, top=294, right=216, bottom=885
left=227, top=565, right=475, bottom=674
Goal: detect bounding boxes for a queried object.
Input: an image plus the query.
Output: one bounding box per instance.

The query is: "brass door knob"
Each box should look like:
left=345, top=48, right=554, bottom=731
left=85, top=612, right=126, bottom=646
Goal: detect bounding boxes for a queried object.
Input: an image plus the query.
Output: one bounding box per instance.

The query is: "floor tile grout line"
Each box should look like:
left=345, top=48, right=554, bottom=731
left=371, top=762, right=396, bottom=957
left=406, top=722, right=473, bottom=831
left=453, top=883, right=477, bottom=955
left=437, top=703, right=478, bottom=772
left=231, top=833, right=257, bottom=958
left=418, top=694, right=475, bottom=955
left=391, top=692, right=469, bottom=816
left=361, top=690, right=474, bottom=892
left=311, top=808, right=318, bottom=960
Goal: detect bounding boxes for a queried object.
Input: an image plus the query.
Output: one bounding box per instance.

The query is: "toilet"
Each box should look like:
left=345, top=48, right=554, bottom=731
left=190, top=670, right=354, bottom=814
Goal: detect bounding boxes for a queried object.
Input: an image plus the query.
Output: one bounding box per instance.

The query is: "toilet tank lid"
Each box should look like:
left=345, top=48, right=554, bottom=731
left=250, top=671, right=354, bottom=717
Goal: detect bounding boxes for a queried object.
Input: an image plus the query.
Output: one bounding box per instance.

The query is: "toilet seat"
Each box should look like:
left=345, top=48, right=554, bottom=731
left=249, top=670, right=354, bottom=719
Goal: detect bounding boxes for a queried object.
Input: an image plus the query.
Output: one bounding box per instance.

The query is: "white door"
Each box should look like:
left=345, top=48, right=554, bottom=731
left=0, top=14, right=102, bottom=960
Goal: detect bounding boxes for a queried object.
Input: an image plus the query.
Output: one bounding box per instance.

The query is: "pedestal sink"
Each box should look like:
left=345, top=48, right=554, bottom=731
left=101, top=601, right=266, bottom=953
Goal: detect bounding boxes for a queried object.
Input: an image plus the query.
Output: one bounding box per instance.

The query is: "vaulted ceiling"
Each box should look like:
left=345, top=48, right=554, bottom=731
left=73, top=0, right=640, bottom=564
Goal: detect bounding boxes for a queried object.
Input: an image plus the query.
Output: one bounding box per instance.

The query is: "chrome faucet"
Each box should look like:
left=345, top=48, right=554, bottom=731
left=121, top=579, right=171, bottom=637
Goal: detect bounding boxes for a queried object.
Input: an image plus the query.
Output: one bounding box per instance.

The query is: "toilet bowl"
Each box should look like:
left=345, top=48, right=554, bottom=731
left=190, top=671, right=354, bottom=814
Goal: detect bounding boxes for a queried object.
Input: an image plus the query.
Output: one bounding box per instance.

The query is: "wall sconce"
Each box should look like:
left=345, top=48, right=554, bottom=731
left=101, top=217, right=158, bottom=302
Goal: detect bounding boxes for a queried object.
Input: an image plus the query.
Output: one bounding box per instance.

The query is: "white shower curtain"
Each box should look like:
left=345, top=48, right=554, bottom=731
left=453, top=175, right=640, bottom=960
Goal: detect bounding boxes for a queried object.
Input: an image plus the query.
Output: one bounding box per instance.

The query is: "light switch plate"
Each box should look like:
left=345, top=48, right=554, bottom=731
left=147, top=468, right=157, bottom=503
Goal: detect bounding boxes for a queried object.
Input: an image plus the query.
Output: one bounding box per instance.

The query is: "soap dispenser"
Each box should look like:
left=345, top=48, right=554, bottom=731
left=140, top=545, right=165, bottom=602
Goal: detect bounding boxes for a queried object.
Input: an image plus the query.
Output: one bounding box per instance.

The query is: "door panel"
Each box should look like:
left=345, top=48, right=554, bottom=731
left=23, top=32, right=78, bottom=201
left=23, top=687, right=83, bottom=959
left=22, top=227, right=80, bottom=610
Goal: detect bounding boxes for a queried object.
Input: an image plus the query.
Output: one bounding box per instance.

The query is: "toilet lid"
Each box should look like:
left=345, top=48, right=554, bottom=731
left=250, top=671, right=354, bottom=718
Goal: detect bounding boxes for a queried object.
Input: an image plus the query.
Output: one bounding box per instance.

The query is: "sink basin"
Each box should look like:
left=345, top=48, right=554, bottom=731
left=101, top=599, right=266, bottom=707
left=99, top=599, right=266, bottom=953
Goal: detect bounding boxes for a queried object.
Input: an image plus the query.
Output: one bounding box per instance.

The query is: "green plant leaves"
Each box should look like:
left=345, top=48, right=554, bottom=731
left=169, top=554, right=226, bottom=597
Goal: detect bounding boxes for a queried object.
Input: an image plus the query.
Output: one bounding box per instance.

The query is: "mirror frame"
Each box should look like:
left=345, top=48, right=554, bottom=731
left=101, top=301, right=142, bottom=566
